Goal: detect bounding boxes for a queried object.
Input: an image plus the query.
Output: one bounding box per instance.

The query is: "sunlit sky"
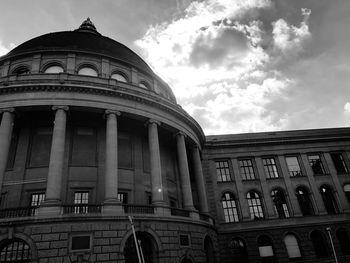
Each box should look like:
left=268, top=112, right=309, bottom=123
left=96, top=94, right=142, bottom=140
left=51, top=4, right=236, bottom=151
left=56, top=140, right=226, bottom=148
left=1, top=0, right=350, bottom=135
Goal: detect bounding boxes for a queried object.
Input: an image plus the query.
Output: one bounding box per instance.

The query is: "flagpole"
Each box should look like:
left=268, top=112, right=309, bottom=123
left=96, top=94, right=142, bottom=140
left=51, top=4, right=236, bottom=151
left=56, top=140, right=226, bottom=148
left=128, top=216, right=142, bottom=263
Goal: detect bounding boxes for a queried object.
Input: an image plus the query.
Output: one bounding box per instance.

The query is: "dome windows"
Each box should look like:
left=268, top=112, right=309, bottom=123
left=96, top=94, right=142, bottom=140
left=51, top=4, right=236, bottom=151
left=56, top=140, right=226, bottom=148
left=44, top=65, right=64, bottom=74
left=111, top=72, right=128, bottom=83
left=78, top=66, right=98, bottom=77
left=139, top=81, right=150, bottom=90
left=12, top=66, right=30, bottom=75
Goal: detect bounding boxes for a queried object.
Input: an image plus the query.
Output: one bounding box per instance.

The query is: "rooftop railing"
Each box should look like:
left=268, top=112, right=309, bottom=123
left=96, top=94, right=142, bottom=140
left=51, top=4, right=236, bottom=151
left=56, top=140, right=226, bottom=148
left=123, top=204, right=155, bottom=214
left=62, top=204, right=102, bottom=214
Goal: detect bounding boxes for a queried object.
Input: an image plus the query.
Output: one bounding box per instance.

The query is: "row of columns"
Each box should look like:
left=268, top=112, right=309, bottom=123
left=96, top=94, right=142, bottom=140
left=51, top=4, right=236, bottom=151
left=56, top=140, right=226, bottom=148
left=0, top=107, right=209, bottom=215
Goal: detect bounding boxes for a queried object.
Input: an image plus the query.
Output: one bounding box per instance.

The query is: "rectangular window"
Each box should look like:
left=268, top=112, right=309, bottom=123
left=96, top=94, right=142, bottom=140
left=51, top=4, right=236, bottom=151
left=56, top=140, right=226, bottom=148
left=118, top=133, right=132, bottom=168
left=331, top=153, right=348, bottom=174
left=179, top=234, right=190, bottom=247
left=285, top=156, right=302, bottom=177
left=308, top=154, right=326, bottom=175
left=215, top=161, right=231, bottom=182
left=263, top=158, right=279, bottom=178
left=6, top=130, right=18, bottom=170
left=30, top=192, right=45, bottom=215
left=239, top=159, right=256, bottom=180
left=28, top=127, right=52, bottom=167
left=74, top=191, right=89, bottom=214
left=118, top=192, right=128, bottom=204
left=71, top=127, right=96, bottom=166
left=70, top=235, right=92, bottom=252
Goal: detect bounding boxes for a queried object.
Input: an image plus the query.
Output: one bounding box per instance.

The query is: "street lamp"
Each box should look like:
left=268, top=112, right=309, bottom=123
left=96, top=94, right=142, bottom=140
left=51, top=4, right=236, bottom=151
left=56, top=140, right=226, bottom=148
left=326, top=227, right=338, bottom=263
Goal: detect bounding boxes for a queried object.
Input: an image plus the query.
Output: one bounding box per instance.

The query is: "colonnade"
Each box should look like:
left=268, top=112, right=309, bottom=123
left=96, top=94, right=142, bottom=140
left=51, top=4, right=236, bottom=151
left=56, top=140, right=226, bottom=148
left=0, top=108, right=209, bottom=216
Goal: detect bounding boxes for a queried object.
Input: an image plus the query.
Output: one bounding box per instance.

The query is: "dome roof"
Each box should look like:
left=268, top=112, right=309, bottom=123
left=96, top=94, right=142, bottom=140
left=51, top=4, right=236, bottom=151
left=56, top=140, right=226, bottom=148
left=6, top=18, right=154, bottom=75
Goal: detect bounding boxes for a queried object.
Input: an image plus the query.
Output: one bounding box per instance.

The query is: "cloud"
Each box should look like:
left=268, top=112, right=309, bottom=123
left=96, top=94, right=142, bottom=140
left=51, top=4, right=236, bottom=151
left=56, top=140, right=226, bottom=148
left=344, top=103, right=350, bottom=115
left=0, top=41, right=10, bottom=57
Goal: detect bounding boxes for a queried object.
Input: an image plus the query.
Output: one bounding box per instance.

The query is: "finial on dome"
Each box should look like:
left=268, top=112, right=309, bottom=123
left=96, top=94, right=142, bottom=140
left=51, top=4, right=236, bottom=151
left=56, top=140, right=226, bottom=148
left=75, top=18, right=101, bottom=35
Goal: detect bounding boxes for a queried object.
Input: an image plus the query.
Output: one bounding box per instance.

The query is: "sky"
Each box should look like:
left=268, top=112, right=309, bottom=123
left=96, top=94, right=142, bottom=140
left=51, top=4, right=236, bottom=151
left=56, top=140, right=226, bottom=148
left=0, top=0, right=350, bottom=135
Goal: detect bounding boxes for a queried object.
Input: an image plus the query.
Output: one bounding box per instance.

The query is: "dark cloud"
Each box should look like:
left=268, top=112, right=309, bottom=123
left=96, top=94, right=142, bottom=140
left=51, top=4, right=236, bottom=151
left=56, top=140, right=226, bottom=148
left=189, top=27, right=249, bottom=68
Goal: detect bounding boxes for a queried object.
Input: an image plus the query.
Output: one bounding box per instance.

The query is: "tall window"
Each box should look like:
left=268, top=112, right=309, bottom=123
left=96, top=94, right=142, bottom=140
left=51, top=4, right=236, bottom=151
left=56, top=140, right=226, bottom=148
left=284, top=234, right=302, bottom=260
left=257, top=235, right=275, bottom=263
left=285, top=156, right=302, bottom=177
left=247, top=191, right=264, bottom=220
left=336, top=228, right=350, bottom=255
left=221, top=192, right=239, bottom=222
left=308, top=154, right=326, bottom=175
left=263, top=157, right=279, bottom=178
left=310, top=230, right=329, bottom=258
left=71, top=127, right=97, bottom=166
left=239, top=159, right=256, bottom=180
left=118, top=192, right=128, bottom=204
left=295, top=187, right=314, bottom=216
left=30, top=192, right=45, bottom=215
left=320, top=185, right=339, bottom=214
left=29, top=127, right=52, bottom=167
left=344, top=184, right=350, bottom=203
left=0, top=238, right=31, bottom=262
left=331, top=153, right=348, bottom=174
left=74, top=191, right=89, bottom=214
left=230, top=238, right=249, bottom=263
left=215, top=161, right=232, bottom=182
left=271, top=189, right=290, bottom=218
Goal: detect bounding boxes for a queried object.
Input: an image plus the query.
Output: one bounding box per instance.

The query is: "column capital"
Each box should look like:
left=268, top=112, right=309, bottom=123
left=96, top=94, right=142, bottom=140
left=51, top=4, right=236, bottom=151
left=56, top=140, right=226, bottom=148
left=52, top=105, right=69, bottom=112
left=175, top=131, right=187, bottom=139
left=0, top=108, right=15, bottom=114
left=105, top=109, right=121, bottom=116
left=147, top=119, right=161, bottom=126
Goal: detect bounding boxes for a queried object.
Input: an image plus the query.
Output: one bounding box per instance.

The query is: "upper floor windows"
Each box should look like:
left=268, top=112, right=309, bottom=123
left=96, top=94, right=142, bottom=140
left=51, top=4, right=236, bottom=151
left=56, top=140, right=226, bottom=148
left=331, top=153, right=348, bottom=174
left=111, top=72, right=128, bottom=82
left=12, top=66, right=30, bottom=75
left=247, top=190, right=264, bottom=220
left=262, top=157, right=279, bottom=178
left=344, top=184, right=350, bottom=203
left=139, top=81, right=150, bottom=90
left=285, top=156, right=302, bottom=177
left=308, top=154, right=326, bottom=175
left=74, top=191, right=89, bottom=214
left=239, top=159, right=256, bottom=180
left=221, top=192, right=239, bottom=223
left=271, top=189, right=290, bottom=218
left=215, top=160, right=232, bottom=182
left=295, top=186, right=314, bottom=216
left=320, top=185, right=339, bottom=214
left=78, top=66, right=98, bottom=77
left=44, top=65, right=64, bottom=73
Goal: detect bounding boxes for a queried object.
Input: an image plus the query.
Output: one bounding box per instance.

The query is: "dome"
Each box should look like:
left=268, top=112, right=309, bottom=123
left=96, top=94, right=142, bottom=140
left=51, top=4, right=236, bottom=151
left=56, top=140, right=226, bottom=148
left=6, top=18, right=154, bottom=75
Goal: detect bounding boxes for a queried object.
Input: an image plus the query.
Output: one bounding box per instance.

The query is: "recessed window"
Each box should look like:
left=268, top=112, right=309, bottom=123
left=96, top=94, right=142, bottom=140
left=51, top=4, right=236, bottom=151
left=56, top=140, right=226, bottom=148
left=179, top=234, right=190, bottom=247
left=239, top=159, right=256, bottom=180
left=310, top=230, right=329, bottom=258
left=230, top=238, right=249, bottom=262
left=271, top=189, right=290, bottom=218
left=139, top=81, right=150, bottom=89
left=247, top=191, right=264, bottom=220
left=13, top=66, right=30, bottom=75
left=44, top=65, right=64, bottom=73
left=320, top=185, right=339, bottom=214
left=118, top=192, right=128, bottom=204
left=70, top=235, right=92, bottom=252
left=221, top=192, right=239, bottom=222
left=215, top=160, right=232, bottom=182
left=285, top=156, right=302, bottom=177
left=71, top=127, right=97, bottom=166
left=331, top=153, right=348, bottom=174
left=344, top=184, right=350, bottom=203
left=308, top=154, right=326, bottom=175
left=336, top=228, right=350, bottom=255
left=30, top=192, right=45, bottom=207
left=78, top=67, right=98, bottom=77
left=111, top=73, right=127, bottom=82
left=295, top=186, right=314, bottom=216
left=257, top=235, right=275, bottom=262
left=0, top=238, right=31, bottom=262
left=262, top=157, right=279, bottom=178
left=29, top=127, right=53, bottom=167
left=284, top=234, right=302, bottom=260
left=74, top=191, right=89, bottom=214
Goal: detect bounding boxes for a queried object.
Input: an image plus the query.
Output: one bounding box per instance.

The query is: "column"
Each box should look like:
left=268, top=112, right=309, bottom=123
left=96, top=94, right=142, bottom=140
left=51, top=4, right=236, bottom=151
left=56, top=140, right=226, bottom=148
left=192, top=145, right=208, bottom=213
left=147, top=119, right=165, bottom=205
left=0, top=108, right=15, bottom=194
left=300, top=154, right=327, bottom=214
left=176, top=132, right=194, bottom=210
left=278, top=156, right=302, bottom=216
left=104, top=110, right=120, bottom=203
left=255, top=157, right=277, bottom=219
left=44, top=106, right=68, bottom=204
left=324, top=152, right=350, bottom=211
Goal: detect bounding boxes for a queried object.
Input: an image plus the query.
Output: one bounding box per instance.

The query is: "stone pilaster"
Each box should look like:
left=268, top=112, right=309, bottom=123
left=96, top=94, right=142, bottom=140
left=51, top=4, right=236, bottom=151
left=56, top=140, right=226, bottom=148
left=192, top=145, right=208, bottom=213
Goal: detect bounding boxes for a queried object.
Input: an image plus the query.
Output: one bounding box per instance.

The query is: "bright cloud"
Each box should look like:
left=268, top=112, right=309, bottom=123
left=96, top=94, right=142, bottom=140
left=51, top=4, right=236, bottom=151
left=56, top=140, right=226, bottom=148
left=344, top=102, right=350, bottom=115
left=0, top=41, right=16, bottom=57
left=136, top=0, right=312, bottom=134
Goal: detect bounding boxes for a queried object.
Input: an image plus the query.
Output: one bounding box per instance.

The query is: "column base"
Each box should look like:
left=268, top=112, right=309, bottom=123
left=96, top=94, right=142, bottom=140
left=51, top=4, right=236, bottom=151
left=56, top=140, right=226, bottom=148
left=102, top=199, right=123, bottom=216
left=154, top=206, right=171, bottom=216
left=37, top=200, right=62, bottom=217
left=190, top=210, right=200, bottom=220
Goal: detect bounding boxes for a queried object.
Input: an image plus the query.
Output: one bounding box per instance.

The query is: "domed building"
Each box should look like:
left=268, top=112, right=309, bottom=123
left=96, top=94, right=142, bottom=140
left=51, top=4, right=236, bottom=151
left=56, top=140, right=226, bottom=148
left=1, top=18, right=350, bottom=263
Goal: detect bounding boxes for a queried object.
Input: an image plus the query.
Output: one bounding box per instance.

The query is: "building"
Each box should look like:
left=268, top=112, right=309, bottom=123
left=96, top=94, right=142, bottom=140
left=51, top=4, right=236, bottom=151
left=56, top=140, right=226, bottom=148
left=0, top=18, right=349, bottom=263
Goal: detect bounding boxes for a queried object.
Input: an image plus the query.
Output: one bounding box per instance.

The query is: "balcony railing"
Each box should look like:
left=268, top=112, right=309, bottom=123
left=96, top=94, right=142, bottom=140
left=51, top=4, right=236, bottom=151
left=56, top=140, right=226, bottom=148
left=170, top=207, right=190, bottom=217
left=62, top=204, right=102, bottom=214
left=123, top=204, right=154, bottom=214
left=0, top=206, right=38, bottom=218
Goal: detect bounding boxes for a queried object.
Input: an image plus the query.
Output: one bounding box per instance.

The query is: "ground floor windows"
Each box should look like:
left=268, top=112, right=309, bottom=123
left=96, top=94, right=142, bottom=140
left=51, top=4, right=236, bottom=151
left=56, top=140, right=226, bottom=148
left=0, top=238, right=31, bottom=262
left=284, top=234, right=302, bottom=260
left=257, top=235, right=275, bottom=263
left=124, top=232, right=158, bottom=263
left=229, top=238, right=249, bottom=263
left=336, top=228, right=350, bottom=255
left=310, top=230, right=329, bottom=258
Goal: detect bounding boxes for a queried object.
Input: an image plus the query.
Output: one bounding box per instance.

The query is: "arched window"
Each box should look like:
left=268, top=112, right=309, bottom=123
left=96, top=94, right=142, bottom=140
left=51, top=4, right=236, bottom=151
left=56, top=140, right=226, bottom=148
left=295, top=186, right=314, bottom=216
left=284, top=234, right=302, bottom=260
left=320, top=185, right=339, bottom=214
left=257, top=235, right=275, bottom=263
left=343, top=184, right=350, bottom=203
left=139, top=81, right=150, bottom=90
left=336, top=228, right=350, bottom=255
left=310, top=230, right=329, bottom=258
left=12, top=66, right=30, bottom=75
left=230, top=238, right=249, bottom=263
left=0, top=238, right=31, bottom=262
left=247, top=191, right=264, bottom=220
left=271, top=189, right=290, bottom=218
left=78, top=66, right=98, bottom=77
left=111, top=72, right=128, bottom=82
left=221, top=192, right=239, bottom=222
left=44, top=65, right=64, bottom=73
